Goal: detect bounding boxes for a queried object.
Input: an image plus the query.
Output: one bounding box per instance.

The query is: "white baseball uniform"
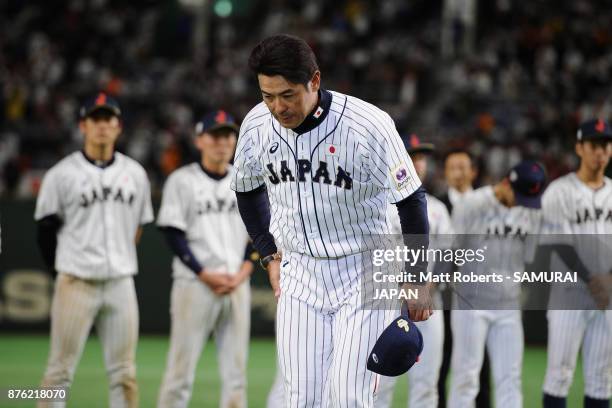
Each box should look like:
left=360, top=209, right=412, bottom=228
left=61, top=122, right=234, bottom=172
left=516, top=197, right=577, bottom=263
left=157, top=163, right=251, bottom=408
left=448, top=186, right=542, bottom=408
left=232, top=89, right=421, bottom=407
left=376, top=193, right=453, bottom=408
left=35, top=151, right=153, bottom=408
left=541, top=173, right=612, bottom=400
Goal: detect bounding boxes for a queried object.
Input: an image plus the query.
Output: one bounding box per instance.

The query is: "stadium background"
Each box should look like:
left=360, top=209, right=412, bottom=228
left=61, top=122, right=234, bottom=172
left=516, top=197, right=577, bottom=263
left=0, top=0, right=608, bottom=406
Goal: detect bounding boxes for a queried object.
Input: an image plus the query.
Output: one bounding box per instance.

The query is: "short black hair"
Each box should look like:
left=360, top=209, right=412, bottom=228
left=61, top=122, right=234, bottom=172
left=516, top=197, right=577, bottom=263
left=444, top=148, right=476, bottom=166
left=248, top=34, right=319, bottom=86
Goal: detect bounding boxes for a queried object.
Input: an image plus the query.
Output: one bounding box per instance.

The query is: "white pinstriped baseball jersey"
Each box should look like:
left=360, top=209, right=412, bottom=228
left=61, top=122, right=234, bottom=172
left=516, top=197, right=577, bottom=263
left=541, top=172, right=612, bottom=308
left=452, top=186, right=542, bottom=306
left=34, top=151, right=154, bottom=279
left=231, top=90, right=421, bottom=258
left=157, top=163, right=250, bottom=279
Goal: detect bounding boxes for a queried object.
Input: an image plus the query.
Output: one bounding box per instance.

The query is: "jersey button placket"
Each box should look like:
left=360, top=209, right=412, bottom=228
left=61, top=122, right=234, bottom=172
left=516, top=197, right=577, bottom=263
left=101, top=170, right=113, bottom=278
left=294, top=133, right=315, bottom=255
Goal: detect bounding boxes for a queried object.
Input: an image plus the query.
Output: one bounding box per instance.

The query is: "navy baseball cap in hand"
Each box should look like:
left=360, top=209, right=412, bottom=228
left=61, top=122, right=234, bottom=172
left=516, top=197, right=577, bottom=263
left=79, top=92, right=121, bottom=118
left=367, top=310, right=423, bottom=377
left=577, top=118, right=612, bottom=141
left=508, top=160, right=547, bottom=209
left=195, top=110, right=239, bottom=135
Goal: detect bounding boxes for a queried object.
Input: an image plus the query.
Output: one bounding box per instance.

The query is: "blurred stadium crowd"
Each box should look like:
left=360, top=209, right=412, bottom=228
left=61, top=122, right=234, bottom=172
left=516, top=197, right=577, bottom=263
left=1, top=0, right=611, bottom=197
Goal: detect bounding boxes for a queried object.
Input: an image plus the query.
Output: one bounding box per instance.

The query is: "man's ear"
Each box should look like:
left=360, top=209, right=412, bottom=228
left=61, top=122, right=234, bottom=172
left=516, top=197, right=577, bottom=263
left=309, top=70, right=321, bottom=93
left=194, top=134, right=204, bottom=151
left=79, top=120, right=87, bottom=134
left=575, top=142, right=583, bottom=158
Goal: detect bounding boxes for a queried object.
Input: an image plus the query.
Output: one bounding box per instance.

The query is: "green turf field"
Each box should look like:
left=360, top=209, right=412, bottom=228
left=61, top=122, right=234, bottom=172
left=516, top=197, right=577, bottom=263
left=0, top=335, right=584, bottom=407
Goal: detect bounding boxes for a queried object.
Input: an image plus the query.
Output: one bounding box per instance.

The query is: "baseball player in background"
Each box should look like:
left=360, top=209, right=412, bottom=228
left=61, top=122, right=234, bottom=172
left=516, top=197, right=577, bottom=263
left=35, top=93, right=153, bottom=408
left=541, top=119, right=612, bottom=408
left=448, top=160, right=547, bottom=408
left=439, top=149, right=492, bottom=408
left=439, top=149, right=478, bottom=213
left=157, top=111, right=255, bottom=408
left=232, top=34, right=432, bottom=407
left=377, top=135, right=453, bottom=408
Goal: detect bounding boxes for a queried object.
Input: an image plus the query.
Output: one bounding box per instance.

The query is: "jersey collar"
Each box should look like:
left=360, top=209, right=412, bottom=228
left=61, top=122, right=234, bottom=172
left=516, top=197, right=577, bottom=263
left=80, top=150, right=116, bottom=169
left=291, top=89, right=332, bottom=135
left=198, top=162, right=228, bottom=180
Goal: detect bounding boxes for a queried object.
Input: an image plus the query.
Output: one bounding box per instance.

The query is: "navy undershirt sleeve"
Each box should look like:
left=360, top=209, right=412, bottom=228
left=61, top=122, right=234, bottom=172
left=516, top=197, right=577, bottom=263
left=396, top=185, right=430, bottom=237
left=36, top=214, right=62, bottom=276
left=395, top=186, right=430, bottom=284
left=527, top=244, right=591, bottom=283
left=243, top=241, right=259, bottom=263
left=160, top=226, right=203, bottom=275
left=235, top=185, right=278, bottom=258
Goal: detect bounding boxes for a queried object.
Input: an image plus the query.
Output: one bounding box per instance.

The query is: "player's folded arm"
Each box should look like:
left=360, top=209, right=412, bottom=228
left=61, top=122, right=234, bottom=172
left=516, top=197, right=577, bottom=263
left=158, top=226, right=203, bottom=275
left=526, top=243, right=592, bottom=283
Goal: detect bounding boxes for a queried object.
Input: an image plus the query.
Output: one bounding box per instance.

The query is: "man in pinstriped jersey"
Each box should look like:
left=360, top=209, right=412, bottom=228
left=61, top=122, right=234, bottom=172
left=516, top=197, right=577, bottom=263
left=376, top=135, right=453, bottom=408
left=231, top=34, right=432, bottom=407
left=541, top=119, right=612, bottom=408
left=34, top=93, right=153, bottom=408
left=448, top=160, right=546, bottom=408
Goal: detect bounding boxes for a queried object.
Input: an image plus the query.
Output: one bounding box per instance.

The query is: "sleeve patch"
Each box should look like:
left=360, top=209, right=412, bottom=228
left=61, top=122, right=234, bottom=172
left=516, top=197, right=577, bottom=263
left=392, top=163, right=413, bottom=190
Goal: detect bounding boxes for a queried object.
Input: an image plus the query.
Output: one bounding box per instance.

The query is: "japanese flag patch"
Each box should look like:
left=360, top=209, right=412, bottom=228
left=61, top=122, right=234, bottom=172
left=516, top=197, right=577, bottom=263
left=325, top=144, right=338, bottom=157
left=392, top=163, right=412, bottom=190
left=313, top=106, right=324, bottom=118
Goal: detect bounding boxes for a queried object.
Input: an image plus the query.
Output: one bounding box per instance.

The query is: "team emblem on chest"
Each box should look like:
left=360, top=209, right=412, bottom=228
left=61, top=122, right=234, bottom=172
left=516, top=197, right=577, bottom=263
left=265, top=159, right=353, bottom=190
left=196, top=198, right=237, bottom=215
left=79, top=185, right=135, bottom=208
left=575, top=206, right=612, bottom=224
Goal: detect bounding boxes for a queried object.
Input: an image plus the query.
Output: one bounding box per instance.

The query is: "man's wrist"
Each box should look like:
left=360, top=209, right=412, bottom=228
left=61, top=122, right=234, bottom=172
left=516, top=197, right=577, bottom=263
left=260, top=252, right=281, bottom=269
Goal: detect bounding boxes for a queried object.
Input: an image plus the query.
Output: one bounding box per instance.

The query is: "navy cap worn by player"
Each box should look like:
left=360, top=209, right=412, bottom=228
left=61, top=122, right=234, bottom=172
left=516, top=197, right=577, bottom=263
left=232, top=34, right=430, bottom=407
left=35, top=92, right=153, bottom=407
left=157, top=110, right=256, bottom=408
left=507, top=160, right=547, bottom=208
left=541, top=118, right=612, bottom=408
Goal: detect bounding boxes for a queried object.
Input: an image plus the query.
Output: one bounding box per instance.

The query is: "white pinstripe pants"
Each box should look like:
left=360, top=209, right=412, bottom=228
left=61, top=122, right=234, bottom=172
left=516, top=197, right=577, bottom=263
left=375, top=305, right=444, bottom=408
left=39, top=273, right=139, bottom=408
left=276, top=251, right=393, bottom=408
left=448, top=309, right=523, bottom=408
left=543, top=309, right=612, bottom=399
left=157, top=278, right=250, bottom=408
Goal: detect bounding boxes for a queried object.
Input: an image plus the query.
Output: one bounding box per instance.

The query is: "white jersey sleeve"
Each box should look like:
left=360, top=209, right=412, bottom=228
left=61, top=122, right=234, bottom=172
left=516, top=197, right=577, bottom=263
left=231, top=108, right=267, bottom=193
left=157, top=170, right=191, bottom=231
left=138, top=169, right=154, bottom=225
left=428, top=195, right=454, bottom=235
left=541, top=182, right=571, bottom=234
left=451, top=187, right=495, bottom=234
left=367, top=112, right=421, bottom=204
left=35, top=166, right=65, bottom=221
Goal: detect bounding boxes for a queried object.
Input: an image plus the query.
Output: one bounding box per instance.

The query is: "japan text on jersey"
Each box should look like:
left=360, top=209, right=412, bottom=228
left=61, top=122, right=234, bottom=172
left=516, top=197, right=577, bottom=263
left=157, top=163, right=249, bottom=279
left=231, top=90, right=421, bottom=258
left=34, top=151, right=154, bottom=279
